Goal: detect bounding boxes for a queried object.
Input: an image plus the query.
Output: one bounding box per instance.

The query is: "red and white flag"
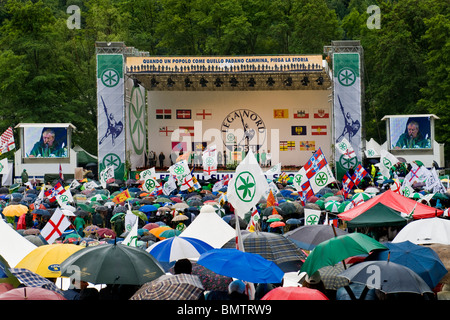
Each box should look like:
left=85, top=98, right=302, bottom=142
left=0, top=127, right=15, bottom=154
left=40, top=208, right=71, bottom=244
left=59, top=164, right=64, bottom=182
left=44, top=182, right=65, bottom=202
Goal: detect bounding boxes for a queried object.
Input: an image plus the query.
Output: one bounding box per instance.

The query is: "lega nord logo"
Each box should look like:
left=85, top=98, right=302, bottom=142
left=338, top=67, right=356, bottom=86
left=234, top=171, right=256, bottom=202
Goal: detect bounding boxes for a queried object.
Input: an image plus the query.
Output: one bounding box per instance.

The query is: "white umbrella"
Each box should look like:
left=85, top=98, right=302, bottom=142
left=393, top=217, right=450, bottom=245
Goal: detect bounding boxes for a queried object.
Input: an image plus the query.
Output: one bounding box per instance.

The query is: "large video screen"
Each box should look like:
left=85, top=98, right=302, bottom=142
left=23, top=126, right=69, bottom=158
left=389, top=116, right=432, bottom=150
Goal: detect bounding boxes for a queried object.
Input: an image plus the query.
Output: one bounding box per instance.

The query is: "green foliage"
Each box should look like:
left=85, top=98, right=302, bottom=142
left=0, top=0, right=447, bottom=158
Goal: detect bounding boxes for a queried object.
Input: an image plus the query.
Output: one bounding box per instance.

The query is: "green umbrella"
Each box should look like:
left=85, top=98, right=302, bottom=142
left=315, top=199, right=325, bottom=210
left=131, top=210, right=149, bottom=222
left=300, top=233, right=387, bottom=276
left=155, top=197, right=171, bottom=203
left=60, top=243, right=165, bottom=285
left=110, top=212, right=125, bottom=222
left=325, top=200, right=340, bottom=213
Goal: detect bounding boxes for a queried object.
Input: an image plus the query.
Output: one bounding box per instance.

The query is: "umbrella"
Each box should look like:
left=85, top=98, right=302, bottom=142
left=325, top=200, right=340, bottom=213
left=393, top=217, right=450, bottom=245
left=96, top=228, right=116, bottom=239
left=172, top=214, right=189, bottom=222
left=9, top=268, right=64, bottom=294
left=24, top=235, right=45, bottom=246
left=300, top=233, right=387, bottom=276
left=366, top=240, right=448, bottom=289
left=60, top=243, right=165, bottom=285
left=147, top=236, right=214, bottom=262
left=284, top=224, right=348, bottom=251
left=131, top=210, right=148, bottom=222
left=130, top=273, right=204, bottom=300
left=14, top=244, right=83, bottom=278
left=318, top=264, right=349, bottom=291
left=0, top=287, right=66, bottom=300
left=338, top=260, right=433, bottom=295
left=143, top=223, right=160, bottom=231
left=173, top=203, right=189, bottom=210
left=155, top=197, right=171, bottom=203
left=2, top=204, right=28, bottom=217
left=221, top=231, right=306, bottom=272
left=261, top=286, right=328, bottom=300
left=270, top=221, right=285, bottom=228
left=84, top=225, right=100, bottom=235
left=197, top=248, right=284, bottom=284
left=139, top=204, right=158, bottom=213
left=179, top=263, right=233, bottom=292
left=149, top=226, right=172, bottom=238
left=262, top=206, right=284, bottom=216
left=158, top=229, right=182, bottom=239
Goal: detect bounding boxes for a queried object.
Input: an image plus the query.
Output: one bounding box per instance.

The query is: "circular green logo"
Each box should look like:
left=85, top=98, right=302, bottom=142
left=205, top=157, right=215, bottom=166
left=101, top=68, right=120, bottom=87
left=339, top=154, right=358, bottom=170
left=174, top=165, right=185, bottom=175
left=306, top=214, right=319, bottom=225
left=315, top=172, right=328, bottom=187
left=338, top=68, right=356, bottom=86
left=102, top=153, right=121, bottom=171
left=234, top=171, right=256, bottom=203
left=145, top=179, right=156, bottom=190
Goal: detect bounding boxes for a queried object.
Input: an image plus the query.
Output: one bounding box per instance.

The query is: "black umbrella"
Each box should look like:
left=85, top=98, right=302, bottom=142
left=60, top=243, right=165, bottom=285
left=284, top=224, right=348, bottom=251
left=338, top=260, right=433, bottom=295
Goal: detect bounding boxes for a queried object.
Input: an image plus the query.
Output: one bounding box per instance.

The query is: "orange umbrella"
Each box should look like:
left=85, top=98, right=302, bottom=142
left=3, top=204, right=28, bottom=217
left=149, top=226, right=172, bottom=238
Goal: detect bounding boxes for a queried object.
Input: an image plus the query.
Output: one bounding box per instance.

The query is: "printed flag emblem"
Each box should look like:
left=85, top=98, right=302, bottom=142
left=311, top=125, right=327, bottom=135
left=176, top=109, right=192, bottom=119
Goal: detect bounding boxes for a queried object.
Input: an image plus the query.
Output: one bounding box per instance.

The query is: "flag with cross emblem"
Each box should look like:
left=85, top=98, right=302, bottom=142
left=40, top=208, right=71, bottom=244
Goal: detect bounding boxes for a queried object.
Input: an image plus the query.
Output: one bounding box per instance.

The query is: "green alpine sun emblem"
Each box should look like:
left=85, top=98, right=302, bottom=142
left=306, top=214, right=319, bottom=225
left=235, top=171, right=256, bottom=202
left=315, top=172, right=328, bottom=187
left=102, top=153, right=121, bottom=171
left=101, top=68, right=120, bottom=87
left=338, top=67, right=356, bottom=86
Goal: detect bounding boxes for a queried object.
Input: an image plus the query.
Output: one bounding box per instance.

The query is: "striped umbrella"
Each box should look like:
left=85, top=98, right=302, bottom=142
left=130, top=274, right=204, bottom=300
left=325, top=200, right=340, bottom=213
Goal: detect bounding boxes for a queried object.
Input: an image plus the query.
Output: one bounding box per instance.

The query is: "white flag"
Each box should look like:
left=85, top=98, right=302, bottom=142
left=40, top=208, right=71, bottom=244
left=56, top=188, right=74, bottom=207
left=227, top=149, right=269, bottom=218
left=403, top=163, right=429, bottom=186
left=142, top=177, right=160, bottom=193
left=169, top=160, right=191, bottom=186
left=163, top=174, right=177, bottom=195
left=140, top=167, right=156, bottom=181
left=123, top=218, right=139, bottom=247
left=376, top=149, right=399, bottom=178
left=400, top=179, right=415, bottom=198
left=309, top=164, right=336, bottom=194
left=0, top=158, right=8, bottom=174
left=292, top=167, right=308, bottom=192
left=336, top=137, right=356, bottom=159
left=264, top=163, right=281, bottom=177
left=304, top=208, right=321, bottom=225
left=100, top=166, right=115, bottom=188
left=202, top=145, right=217, bottom=178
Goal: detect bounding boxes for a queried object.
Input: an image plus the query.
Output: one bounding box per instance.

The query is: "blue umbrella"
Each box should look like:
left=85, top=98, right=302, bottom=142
left=139, top=205, right=158, bottom=213
left=366, top=240, right=448, bottom=289
left=147, top=236, right=214, bottom=262
left=197, top=248, right=284, bottom=284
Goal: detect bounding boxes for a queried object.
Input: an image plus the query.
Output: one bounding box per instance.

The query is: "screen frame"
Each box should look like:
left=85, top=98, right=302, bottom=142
left=16, top=123, right=75, bottom=163
left=385, top=115, right=434, bottom=151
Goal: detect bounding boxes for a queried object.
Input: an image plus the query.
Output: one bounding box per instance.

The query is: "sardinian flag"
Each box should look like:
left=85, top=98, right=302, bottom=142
left=40, top=208, right=71, bottom=244
left=44, top=182, right=65, bottom=203
left=0, top=127, right=15, bottom=154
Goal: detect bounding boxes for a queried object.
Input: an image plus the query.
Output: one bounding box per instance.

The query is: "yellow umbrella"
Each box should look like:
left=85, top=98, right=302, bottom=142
left=15, top=244, right=83, bottom=278
left=2, top=204, right=28, bottom=217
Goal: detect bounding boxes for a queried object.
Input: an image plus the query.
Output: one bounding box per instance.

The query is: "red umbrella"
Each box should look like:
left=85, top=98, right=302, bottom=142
left=0, top=287, right=67, bottom=300
left=270, top=221, right=286, bottom=228
left=143, top=223, right=160, bottom=231
left=261, top=287, right=328, bottom=300
left=96, top=228, right=116, bottom=239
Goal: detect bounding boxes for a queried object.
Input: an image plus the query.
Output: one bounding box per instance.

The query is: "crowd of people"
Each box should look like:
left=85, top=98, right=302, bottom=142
left=1, top=156, right=449, bottom=301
